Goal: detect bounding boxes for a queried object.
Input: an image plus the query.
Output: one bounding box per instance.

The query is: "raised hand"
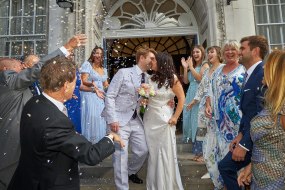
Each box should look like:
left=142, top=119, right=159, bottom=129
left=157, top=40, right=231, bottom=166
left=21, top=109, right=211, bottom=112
left=64, top=34, right=87, bottom=52
left=186, top=56, right=194, bottom=70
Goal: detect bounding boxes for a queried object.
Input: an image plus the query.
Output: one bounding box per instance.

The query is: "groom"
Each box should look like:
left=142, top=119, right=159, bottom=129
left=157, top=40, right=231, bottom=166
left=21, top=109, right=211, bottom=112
left=102, top=46, right=157, bottom=190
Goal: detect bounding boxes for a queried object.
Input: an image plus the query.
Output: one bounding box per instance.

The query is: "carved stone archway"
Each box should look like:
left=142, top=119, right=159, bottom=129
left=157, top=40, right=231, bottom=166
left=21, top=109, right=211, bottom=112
left=102, top=0, right=199, bottom=39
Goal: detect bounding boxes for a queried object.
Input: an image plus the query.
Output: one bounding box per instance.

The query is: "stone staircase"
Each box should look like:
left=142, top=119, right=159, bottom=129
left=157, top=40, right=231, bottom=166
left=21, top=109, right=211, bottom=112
left=79, top=135, right=214, bottom=190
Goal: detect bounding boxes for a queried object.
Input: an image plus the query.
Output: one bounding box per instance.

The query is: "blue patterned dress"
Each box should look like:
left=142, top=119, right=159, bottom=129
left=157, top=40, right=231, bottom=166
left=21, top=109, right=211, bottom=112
left=183, top=64, right=203, bottom=154
left=80, top=61, right=107, bottom=143
left=205, top=64, right=245, bottom=189
left=211, top=64, right=245, bottom=158
left=250, top=104, right=285, bottom=190
left=64, top=70, right=82, bottom=133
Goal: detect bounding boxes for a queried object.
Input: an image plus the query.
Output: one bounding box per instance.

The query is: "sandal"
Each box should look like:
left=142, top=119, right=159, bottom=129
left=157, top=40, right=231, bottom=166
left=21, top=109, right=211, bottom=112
left=196, top=156, right=204, bottom=163
left=191, top=155, right=199, bottom=161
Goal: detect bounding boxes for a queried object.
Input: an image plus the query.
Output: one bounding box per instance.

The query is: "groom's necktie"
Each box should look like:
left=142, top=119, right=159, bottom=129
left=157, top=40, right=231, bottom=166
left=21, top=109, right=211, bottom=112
left=132, top=73, right=146, bottom=119
left=141, top=73, right=145, bottom=84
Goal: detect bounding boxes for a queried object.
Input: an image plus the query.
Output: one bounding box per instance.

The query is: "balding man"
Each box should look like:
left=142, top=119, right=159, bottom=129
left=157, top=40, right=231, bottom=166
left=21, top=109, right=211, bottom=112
left=0, top=59, right=23, bottom=73
left=0, top=34, right=87, bottom=189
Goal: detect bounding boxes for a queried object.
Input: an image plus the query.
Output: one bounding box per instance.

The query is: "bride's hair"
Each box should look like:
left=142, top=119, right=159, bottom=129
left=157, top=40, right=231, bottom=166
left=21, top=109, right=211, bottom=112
left=151, top=52, right=177, bottom=89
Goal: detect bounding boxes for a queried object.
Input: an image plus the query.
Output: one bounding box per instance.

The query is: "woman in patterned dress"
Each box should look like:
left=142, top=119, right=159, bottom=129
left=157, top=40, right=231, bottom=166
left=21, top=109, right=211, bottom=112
left=238, top=50, right=285, bottom=190
left=80, top=46, right=109, bottom=143
left=188, top=46, right=225, bottom=188
left=181, top=45, right=209, bottom=160
left=204, top=40, right=245, bottom=189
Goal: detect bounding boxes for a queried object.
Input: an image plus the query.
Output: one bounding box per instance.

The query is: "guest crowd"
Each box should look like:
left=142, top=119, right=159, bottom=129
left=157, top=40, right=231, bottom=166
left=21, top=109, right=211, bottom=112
left=181, top=35, right=285, bottom=190
left=0, top=33, right=284, bottom=190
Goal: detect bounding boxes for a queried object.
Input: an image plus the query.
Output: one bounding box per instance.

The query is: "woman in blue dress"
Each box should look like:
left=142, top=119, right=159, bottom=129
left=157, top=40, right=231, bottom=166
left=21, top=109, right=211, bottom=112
left=181, top=45, right=209, bottom=160
left=64, top=70, right=82, bottom=133
left=64, top=53, right=96, bottom=133
left=80, top=47, right=109, bottom=143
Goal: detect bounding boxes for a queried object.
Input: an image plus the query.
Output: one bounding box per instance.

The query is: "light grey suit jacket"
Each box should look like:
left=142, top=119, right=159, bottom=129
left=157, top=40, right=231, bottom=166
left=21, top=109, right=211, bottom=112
left=0, top=49, right=64, bottom=188
left=102, top=66, right=147, bottom=127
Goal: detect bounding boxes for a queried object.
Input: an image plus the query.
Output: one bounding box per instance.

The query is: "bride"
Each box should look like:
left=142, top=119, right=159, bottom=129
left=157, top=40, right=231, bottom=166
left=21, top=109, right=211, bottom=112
left=144, top=52, right=185, bottom=190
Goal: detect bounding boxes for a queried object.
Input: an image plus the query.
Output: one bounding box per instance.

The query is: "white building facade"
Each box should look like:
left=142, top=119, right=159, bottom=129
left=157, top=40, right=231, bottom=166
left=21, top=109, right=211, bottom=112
left=0, top=0, right=284, bottom=64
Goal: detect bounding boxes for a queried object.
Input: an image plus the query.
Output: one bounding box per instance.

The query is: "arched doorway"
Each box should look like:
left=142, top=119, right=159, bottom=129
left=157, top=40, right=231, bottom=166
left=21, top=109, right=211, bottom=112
left=102, top=0, right=200, bottom=75
left=106, top=35, right=197, bottom=78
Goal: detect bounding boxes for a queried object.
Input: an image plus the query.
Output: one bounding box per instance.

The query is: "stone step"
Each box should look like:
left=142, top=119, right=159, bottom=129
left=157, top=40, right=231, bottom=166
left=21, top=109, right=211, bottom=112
left=176, top=142, right=192, bottom=153
left=80, top=177, right=214, bottom=190
left=79, top=152, right=214, bottom=190
left=79, top=153, right=207, bottom=179
left=79, top=134, right=214, bottom=190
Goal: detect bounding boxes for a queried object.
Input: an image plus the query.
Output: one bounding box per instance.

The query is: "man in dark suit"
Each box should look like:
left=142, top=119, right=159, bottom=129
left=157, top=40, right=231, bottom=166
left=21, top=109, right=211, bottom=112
left=8, top=56, right=124, bottom=190
left=0, top=34, right=87, bottom=189
left=218, top=35, right=269, bottom=190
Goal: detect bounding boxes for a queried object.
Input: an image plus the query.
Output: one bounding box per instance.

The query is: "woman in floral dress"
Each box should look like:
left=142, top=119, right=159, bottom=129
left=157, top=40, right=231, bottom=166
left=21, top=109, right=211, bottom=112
left=204, top=41, right=245, bottom=189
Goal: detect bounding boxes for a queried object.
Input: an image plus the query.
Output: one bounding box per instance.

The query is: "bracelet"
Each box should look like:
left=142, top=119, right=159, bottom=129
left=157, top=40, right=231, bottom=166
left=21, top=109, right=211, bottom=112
left=91, top=86, right=95, bottom=93
left=91, top=86, right=97, bottom=93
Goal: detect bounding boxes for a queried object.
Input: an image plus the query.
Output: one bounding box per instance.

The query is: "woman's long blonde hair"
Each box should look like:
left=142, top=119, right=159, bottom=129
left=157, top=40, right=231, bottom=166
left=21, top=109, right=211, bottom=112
left=264, top=50, right=285, bottom=117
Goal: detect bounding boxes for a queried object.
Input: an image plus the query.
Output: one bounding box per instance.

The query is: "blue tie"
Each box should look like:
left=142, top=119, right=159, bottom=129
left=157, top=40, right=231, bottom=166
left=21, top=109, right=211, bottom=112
left=242, top=72, right=248, bottom=91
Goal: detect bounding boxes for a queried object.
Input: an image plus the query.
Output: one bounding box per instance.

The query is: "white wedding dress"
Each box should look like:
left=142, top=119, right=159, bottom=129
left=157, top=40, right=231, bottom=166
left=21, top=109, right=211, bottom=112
left=143, top=79, right=184, bottom=190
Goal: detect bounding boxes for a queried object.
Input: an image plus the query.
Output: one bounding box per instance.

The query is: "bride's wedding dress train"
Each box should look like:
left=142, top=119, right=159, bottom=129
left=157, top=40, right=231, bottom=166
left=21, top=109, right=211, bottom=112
left=144, top=80, right=184, bottom=190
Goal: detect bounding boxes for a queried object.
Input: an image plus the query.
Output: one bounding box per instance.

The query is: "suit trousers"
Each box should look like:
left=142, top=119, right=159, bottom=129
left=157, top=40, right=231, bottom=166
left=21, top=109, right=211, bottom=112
left=218, top=150, right=252, bottom=190
left=112, top=118, right=148, bottom=190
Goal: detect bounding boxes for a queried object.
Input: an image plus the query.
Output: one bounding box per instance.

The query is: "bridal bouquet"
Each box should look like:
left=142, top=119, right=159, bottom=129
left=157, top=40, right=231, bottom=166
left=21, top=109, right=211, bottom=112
left=138, top=83, right=156, bottom=114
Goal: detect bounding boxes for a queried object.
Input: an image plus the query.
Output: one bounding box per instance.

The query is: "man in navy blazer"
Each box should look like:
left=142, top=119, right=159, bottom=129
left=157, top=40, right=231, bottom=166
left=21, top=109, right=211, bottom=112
left=218, top=35, right=269, bottom=190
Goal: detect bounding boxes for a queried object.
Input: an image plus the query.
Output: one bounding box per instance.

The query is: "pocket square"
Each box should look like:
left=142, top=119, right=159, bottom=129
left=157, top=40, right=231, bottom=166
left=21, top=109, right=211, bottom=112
left=244, top=89, right=251, bottom=92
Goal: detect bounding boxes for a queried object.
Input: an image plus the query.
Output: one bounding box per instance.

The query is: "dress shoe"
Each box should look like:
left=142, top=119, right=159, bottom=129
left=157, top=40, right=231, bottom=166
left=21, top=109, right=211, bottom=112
left=129, top=174, right=143, bottom=184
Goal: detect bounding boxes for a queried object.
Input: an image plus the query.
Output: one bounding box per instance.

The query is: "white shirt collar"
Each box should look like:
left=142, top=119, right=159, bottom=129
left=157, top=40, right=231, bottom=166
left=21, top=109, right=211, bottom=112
left=245, top=61, right=262, bottom=82
left=42, top=92, right=67, bottom=114
left=135, top=65, right=144, bottom=75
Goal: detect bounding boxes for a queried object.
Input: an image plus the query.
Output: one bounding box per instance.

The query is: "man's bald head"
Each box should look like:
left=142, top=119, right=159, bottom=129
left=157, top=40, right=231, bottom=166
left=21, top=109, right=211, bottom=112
left=0, top=58, right=23, bottom=73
